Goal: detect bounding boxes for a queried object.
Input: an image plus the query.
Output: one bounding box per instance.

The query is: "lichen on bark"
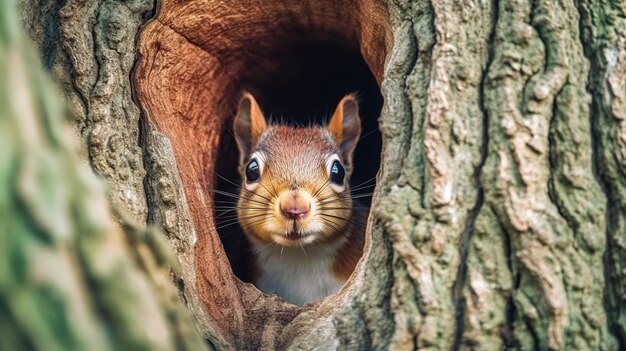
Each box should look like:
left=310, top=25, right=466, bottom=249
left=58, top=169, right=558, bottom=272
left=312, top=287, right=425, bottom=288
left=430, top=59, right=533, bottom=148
left=375, top=0, right=493, bottom=349
left=1, top=0, right=208, bottom=349
left=470, top=0, right=614, bottom=349
left=578, top=1, right=626, bottom=349
left=18, top=0, right=152, bottom=222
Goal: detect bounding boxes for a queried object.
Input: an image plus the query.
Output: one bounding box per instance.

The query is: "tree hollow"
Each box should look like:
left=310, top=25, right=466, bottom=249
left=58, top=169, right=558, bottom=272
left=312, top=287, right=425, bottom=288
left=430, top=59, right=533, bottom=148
left=134, top=0, right=391, bottom=347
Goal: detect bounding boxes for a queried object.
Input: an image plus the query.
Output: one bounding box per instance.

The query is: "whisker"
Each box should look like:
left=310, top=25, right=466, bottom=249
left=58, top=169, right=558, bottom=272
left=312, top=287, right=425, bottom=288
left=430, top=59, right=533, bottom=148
left=213, top=189, right=267, bottom=206
left=241, top=188, right=274, bottom=203
left=215, top=213, right=271, bottom=226
left=215, top=209, right=236, bottom=219
left=316, top=191, right=373, bottom=204
left=312, top=179, right=331, bottom=198
left=349, top=176, right=377, bottom=190
left=350, top=184, right=377, bottom=193
left=216, top=216, right=270, bottom=231
left=215, top=218, right=245, bottom=227
left=316, top=198, right=349, bottom=206
left=224, top=175, right=275, bottom=204
left=214, top=206, right=267, bottom=212
left=299, top=243, right=307, bottom=256
left=210, top=189, right=240, bottom=196
left=317, top=212, right=351, bottom=222
left=213, top=199, right=239, bottom=204
left=213, top=205, right=265, bottom=209
left=316, top=193, right=338, bottom=203
left=358, top=128, right=378, bottom=142
left=318, top=212, right=368, bottom=227
left=319, top=219, right=341, bottom=232
left=258, top=181, right=278, bottom=198
left=350, top=193, right=374, bottom=199
left=214, top=163, right=278, bottom=202
left=214, top=221, right=244, bottom=231
left=212, top=189, right=246, bottom=199
left=192, top=204, right=237, bottom=211
left=214, top=213, right=242, bottom=219
left=215, top=209, right=266, bottom=215
left=213, top=172, right=242, bottom=188
left=252, top=241, right=275, bottom=254
left=234, top=213, right=272, bottom=220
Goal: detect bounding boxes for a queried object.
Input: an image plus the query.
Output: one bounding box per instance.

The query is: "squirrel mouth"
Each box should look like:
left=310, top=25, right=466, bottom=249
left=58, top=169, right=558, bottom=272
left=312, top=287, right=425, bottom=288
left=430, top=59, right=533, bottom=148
left=282, top=221, right=308, bottom=240
left=273, top=230, right=316, bottom=246
left=283, top=232, right=303, bottom=240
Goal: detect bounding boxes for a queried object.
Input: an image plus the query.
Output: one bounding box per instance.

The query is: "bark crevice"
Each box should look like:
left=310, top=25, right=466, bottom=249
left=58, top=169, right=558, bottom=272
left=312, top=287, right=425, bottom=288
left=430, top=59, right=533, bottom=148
left=451, top=190, right=483, bottom=350
left=452, top=0, right=499, bottom=347
left=501, top=216, right=517, bottom=348
left=546, top=84, right=578, bottom=234
left=576, top=2, right=626, bottom=348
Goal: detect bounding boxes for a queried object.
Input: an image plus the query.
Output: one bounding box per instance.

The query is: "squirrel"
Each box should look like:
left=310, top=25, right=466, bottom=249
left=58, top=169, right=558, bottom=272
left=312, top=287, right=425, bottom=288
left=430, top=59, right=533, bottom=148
left=232, top=92, right=367, bottom=305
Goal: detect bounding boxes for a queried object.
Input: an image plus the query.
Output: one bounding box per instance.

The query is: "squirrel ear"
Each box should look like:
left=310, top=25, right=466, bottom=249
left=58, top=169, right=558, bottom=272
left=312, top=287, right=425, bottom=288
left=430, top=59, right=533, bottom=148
left=328, top=94, right=361, bottom=168
left=234, top=93, right=267, bottom=162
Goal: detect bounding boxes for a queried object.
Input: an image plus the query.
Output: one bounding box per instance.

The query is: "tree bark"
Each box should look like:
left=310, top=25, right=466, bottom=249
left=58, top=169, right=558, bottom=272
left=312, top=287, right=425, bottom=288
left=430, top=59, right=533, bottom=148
left=13, top=0, right=626, bottom=350
left=2, top=0, right=209, bottom=350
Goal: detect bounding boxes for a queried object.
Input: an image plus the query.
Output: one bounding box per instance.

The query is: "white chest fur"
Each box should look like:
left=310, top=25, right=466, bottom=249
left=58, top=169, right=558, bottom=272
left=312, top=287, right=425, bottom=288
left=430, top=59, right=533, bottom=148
left=253, top=241, right=345, bottom=305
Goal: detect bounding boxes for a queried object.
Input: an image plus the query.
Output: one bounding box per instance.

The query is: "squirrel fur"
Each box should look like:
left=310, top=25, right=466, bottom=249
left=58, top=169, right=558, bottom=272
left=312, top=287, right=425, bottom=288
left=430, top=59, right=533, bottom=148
left=232, top=93, right=367, bottom=305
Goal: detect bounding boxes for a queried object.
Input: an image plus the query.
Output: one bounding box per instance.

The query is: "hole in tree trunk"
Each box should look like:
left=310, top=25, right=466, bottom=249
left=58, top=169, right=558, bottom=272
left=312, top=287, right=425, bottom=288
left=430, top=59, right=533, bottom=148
left=135, top=0, right=390, bottom=346
left=215, top=40, right=383, bottom=282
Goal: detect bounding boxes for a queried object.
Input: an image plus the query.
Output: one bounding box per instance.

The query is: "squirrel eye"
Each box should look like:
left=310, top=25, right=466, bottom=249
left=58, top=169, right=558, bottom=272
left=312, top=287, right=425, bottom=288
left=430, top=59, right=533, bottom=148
left=246, top=159, right=261, bottom=183
left=329, top=160, right=345, bottom=185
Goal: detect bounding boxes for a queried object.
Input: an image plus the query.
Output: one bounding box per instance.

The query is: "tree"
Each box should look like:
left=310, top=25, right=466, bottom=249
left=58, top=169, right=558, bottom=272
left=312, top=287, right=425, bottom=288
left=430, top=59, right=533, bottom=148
left=2, top=0, right=208, bottom=350
left=11, top=0, right=626, bottom=349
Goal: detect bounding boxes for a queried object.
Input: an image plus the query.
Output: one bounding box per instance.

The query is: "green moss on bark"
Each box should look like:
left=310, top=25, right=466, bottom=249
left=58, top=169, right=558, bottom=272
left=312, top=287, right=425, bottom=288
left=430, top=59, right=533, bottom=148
left=578, top=0, right=626, bottom=348
left=0, top=0, right=209, bottom=349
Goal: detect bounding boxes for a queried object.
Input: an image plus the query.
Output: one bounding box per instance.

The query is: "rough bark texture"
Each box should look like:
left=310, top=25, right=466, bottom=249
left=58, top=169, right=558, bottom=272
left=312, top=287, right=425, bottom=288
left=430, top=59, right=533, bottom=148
left=19, top=0, right=151, bottom=222
left=14, top=0, right=626, bottom=349
left=466, top=1, right=612, bottom=349
left=579, top=2, right=626, bottom=349
left=1, top=0, right=208, bottom=349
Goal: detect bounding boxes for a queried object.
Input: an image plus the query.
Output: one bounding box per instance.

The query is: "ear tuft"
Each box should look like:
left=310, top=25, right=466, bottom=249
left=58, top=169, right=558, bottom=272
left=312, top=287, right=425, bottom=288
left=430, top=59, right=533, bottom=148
left=328, top=94, right=361, bottom=169
left=233, top=93, right=267, bottom=164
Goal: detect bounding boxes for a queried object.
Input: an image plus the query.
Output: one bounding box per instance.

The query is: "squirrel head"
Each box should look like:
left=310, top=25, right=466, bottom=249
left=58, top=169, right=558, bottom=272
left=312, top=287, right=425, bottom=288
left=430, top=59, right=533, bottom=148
left=233, top=93, right=361, bottom=247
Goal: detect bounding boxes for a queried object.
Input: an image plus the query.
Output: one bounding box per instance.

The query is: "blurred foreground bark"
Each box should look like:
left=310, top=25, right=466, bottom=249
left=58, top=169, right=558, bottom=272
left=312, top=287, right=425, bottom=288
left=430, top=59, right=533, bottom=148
left=1, top=1, right=208, bottom=350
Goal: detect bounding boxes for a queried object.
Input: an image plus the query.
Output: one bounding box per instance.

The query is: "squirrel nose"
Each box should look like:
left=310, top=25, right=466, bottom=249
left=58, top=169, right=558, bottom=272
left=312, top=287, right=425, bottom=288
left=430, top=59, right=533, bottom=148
left=281, top=208, right=309, bottom=220
left=280, top=192, right=310, bottom=220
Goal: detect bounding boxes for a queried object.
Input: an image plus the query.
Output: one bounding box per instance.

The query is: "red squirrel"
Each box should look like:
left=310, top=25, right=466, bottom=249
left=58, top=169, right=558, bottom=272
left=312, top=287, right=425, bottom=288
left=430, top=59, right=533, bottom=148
left=233, top=93, right=367, bottom=305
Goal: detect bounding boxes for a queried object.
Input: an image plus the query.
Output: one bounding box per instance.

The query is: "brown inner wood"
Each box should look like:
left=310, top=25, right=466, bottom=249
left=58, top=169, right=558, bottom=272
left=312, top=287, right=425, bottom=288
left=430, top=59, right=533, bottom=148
left=135, top=0, right=391, bottom=347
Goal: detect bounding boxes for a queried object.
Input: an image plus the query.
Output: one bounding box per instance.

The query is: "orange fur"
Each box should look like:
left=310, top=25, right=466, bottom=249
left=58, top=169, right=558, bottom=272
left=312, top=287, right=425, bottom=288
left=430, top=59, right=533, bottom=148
left=332, top=206, right=367, bottom=281
left=233, top=93, right=366, bottom=305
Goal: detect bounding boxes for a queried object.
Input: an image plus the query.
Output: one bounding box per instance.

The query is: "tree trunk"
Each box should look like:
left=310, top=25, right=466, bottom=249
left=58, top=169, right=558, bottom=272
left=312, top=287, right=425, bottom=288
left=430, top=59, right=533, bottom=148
left=13, top=0, right=626, bottom=350
left=2, top=0, right=208, bottom=350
